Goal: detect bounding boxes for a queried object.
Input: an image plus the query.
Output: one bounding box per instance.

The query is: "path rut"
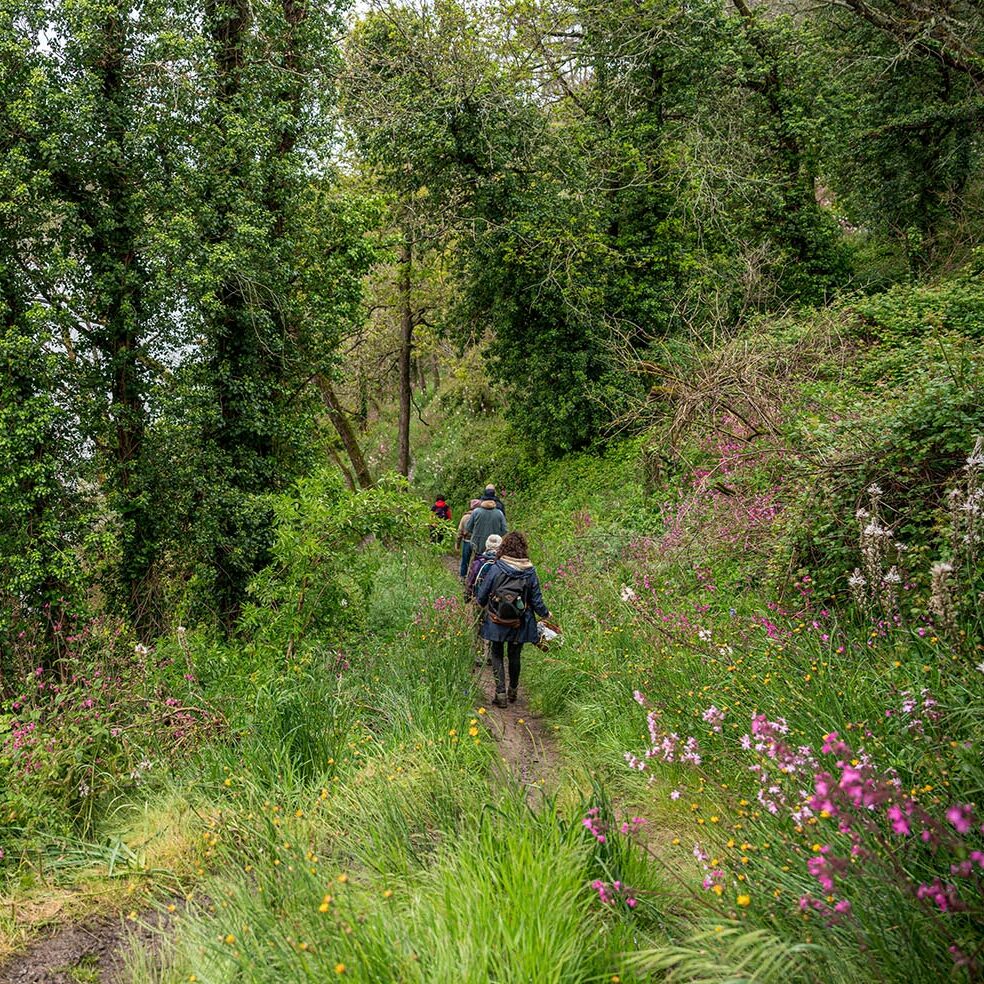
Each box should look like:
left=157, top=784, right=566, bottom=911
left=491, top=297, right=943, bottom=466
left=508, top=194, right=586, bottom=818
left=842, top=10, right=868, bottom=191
left=0, top=906, right=178, bottom=984
left=475, top=657, right=560, bottom=804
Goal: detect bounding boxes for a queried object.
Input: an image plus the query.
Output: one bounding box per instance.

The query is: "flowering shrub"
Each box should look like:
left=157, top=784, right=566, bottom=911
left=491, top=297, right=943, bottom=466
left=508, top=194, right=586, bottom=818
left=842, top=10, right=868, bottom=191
left=619, top=676, right=984, bottom=976
left=648, top=422, right=787, bottom=567
left=412, top=593, right=468, bottom=645
left=1, top=623, right=217, bottom=850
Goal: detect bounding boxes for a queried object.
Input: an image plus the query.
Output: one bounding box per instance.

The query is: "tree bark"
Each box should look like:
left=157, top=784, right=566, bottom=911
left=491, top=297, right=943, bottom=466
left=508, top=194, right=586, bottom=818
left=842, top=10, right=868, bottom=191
left=327, top=446, right=356, bottom=491
left=315, top=375, right=374, bottom=488
left=84, top=10, right=156, bottom=634
left=397, top=235, right=413, bottom=478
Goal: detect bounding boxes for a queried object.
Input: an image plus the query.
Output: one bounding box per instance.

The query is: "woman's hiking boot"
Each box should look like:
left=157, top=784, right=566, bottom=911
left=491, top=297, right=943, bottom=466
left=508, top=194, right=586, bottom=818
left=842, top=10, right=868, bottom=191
left=507, top=687, right=518, bottom=703
left=493, top=691, right=508, bottom=708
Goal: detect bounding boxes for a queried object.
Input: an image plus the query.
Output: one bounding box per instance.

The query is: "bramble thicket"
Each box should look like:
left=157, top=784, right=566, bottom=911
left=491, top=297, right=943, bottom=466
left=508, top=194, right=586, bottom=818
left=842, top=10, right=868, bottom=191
left=1, top=0, right=983, bottom=981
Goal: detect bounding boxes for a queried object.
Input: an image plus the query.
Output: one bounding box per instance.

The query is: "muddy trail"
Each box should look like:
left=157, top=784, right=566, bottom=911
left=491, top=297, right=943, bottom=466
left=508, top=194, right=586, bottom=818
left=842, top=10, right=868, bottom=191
left=475, top=656, right=561, bottom=803
left=445, top=555, right=563, bottom=802
left=0, top=907, right=178, bottom=984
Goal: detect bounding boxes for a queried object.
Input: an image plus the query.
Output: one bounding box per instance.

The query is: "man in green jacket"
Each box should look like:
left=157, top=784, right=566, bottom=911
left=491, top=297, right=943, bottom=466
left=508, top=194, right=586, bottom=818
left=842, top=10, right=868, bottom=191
left=465, top=497, right=506, bottom=554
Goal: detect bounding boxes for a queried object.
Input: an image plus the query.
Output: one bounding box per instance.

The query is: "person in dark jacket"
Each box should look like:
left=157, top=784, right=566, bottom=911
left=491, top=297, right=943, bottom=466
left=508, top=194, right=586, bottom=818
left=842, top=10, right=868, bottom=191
left=466, top=533, right=502, bottom=666
left=465, top=497, right=506, bottom=555
left=480, top=484, right=506, bottom=519
left=465, top=533, right=502, bottom=600
left=475, top=531, right=550, bottom=707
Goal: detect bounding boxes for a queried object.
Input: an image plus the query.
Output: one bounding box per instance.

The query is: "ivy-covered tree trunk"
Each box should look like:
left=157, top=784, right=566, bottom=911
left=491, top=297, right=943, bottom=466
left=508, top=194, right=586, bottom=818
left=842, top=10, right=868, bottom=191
left=74, top=7, right=159, bottom=634
left=203, top=0, right=280, bottom=628
left=397, top=235, right=413, bottom=478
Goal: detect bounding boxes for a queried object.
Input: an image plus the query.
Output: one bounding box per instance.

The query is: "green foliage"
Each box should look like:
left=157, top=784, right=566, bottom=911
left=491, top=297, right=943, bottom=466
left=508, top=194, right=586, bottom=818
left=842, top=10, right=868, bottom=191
left=0, top=314, right=84, bottom=667
left=819, top=3, right=984, bottom=268
left=631, top=924, right=823, bottom=984
left=789, top=274, right=984, bottom=589
left=241, top=471, right=433, bottom=657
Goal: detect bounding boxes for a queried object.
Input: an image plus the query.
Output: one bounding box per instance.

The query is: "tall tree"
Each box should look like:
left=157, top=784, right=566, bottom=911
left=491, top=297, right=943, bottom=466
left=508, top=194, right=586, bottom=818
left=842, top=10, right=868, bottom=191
left=343, top=1, right=554, bottom=458
left=816, top=0, right=984, bottom=268
left=194, top=0, right=366, bottom=624
left=25, top=0, right=197, bottom=635
left=0, top=4, right=81, bottom=667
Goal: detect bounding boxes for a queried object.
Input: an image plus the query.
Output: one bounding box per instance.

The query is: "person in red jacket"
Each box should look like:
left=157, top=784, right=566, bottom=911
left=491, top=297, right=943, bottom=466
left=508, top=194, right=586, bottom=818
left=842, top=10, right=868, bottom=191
left=429, top=497, right=452, bottom=543
left=431, top=497, right=452, bottom=521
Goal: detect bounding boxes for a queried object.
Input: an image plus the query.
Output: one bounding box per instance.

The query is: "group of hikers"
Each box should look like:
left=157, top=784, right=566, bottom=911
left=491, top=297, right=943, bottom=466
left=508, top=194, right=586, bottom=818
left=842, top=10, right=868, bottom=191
left=430, top=486, right=552, bottom=709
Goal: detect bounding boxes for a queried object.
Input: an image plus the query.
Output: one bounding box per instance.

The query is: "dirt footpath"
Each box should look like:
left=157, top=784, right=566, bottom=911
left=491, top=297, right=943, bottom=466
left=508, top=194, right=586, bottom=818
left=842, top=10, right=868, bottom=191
left=476, top=658, right=561, bottom=804
left=0, top=906, right=177, bottom=984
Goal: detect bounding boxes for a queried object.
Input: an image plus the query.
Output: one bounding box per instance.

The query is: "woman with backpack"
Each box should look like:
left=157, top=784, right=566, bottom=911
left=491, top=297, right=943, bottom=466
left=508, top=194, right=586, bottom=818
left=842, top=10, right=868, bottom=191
left=475, top=531, right=551, bottom=708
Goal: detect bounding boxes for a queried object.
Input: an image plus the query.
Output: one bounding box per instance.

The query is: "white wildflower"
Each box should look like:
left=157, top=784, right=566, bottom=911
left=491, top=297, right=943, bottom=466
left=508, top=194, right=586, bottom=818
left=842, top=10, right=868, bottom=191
left=929, top=562, right=957, bottom=636
left=965, top=436, right=984, bottom=471
left=619, top=585, right=637, bottom=603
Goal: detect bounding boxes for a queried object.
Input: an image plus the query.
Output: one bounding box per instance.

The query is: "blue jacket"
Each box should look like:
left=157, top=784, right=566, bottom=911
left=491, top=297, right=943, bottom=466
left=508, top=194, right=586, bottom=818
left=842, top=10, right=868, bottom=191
left=476, top=558, right=549, bottom=644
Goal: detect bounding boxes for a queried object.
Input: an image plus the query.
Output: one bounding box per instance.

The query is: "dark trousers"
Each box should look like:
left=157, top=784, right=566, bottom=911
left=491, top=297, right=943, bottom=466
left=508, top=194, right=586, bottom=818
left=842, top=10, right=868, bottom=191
left=459, top=540, right=473, bottom=578
left=490, top=640, right=522, bottom=694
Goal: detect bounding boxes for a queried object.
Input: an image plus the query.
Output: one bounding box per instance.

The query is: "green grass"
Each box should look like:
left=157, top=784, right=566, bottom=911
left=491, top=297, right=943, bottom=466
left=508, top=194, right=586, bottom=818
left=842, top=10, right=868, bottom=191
left=6, top=311, right=984, bottom=984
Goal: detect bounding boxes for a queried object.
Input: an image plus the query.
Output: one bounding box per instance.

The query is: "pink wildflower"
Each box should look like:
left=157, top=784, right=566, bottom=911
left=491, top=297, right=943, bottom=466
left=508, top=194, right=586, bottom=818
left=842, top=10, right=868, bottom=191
left=945, top=803, right=975, bottom=835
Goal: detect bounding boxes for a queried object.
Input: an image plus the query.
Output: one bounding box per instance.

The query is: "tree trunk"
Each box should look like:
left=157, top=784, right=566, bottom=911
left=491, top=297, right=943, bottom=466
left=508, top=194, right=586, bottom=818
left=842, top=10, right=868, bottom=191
left=315, top=375, right=374, bottom=488
left=204, top=0, right=265, bottom=630
left=327, top=447, right=356, bottom=491
left=358, top=369, right=369, bottom=433
left=397, top=235, right=413, bottom=478
left=85, top=10, right=156, bottom=635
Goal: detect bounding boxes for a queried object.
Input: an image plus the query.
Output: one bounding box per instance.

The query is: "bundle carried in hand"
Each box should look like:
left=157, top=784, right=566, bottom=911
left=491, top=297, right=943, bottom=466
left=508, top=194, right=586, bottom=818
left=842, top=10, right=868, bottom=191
left=534, top=618, right=562, bottom=652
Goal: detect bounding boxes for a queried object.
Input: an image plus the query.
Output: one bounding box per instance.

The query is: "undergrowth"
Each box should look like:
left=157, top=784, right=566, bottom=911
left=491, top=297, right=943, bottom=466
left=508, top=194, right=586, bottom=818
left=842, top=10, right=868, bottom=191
left=2, top=266, right=983, bottom=981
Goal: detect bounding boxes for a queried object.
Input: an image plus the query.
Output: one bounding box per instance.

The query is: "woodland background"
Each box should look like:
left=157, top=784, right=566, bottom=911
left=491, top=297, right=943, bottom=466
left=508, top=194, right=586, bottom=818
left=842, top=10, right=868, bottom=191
left=1, top=1, right=983, bottom=981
